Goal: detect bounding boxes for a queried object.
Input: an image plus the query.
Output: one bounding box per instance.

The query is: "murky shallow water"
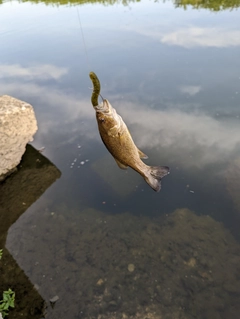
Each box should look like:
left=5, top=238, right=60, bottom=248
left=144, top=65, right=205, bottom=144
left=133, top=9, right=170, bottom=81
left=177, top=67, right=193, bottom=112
left=1, top=0, right=240, bottom=318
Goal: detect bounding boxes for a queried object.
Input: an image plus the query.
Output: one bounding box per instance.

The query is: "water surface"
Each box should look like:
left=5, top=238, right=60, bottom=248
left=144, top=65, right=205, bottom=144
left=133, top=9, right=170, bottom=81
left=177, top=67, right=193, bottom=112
left=1, top=0, right=240, bottom=318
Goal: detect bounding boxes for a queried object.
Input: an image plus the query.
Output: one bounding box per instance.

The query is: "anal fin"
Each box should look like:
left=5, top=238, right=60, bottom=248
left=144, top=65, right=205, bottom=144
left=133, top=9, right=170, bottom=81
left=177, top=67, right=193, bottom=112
left=138, top=148, right=148, bottom=159
left=114, top=158, right=128, bottom=169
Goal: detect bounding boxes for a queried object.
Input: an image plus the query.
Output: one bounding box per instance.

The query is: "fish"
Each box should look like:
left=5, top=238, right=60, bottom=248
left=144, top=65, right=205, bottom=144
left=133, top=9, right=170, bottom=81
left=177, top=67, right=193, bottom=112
left=89, top=71, right=170, bottom=192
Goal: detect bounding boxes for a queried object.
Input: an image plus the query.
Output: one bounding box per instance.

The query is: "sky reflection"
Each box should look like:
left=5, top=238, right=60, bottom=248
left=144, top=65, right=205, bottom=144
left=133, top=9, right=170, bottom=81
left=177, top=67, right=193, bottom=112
left=0, top=60, right=240, bottom=173
left=1, top=1, right=240, bottom=318
left=0, top=0, right=239, bottom=214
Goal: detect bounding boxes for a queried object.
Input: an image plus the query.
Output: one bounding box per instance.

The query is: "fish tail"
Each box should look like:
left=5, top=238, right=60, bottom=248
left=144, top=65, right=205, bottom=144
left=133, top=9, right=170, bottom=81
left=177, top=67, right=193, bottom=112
left=144, top=166, right=170, bottom=192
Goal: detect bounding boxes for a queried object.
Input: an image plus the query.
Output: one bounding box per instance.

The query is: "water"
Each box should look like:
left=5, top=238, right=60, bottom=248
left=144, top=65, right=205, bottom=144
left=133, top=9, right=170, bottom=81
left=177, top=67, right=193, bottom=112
left=1, top=0, right=240, bottom=318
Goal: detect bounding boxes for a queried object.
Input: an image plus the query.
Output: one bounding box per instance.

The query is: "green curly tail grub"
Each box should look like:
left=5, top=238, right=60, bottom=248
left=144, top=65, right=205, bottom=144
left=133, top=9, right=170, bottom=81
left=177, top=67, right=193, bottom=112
left=89, top=71, right=101, bottom=107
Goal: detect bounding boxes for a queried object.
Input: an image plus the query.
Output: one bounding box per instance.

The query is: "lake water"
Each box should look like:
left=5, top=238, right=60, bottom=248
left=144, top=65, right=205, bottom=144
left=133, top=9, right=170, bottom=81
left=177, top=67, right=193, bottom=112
left=1, top=0, right=240, bottom=318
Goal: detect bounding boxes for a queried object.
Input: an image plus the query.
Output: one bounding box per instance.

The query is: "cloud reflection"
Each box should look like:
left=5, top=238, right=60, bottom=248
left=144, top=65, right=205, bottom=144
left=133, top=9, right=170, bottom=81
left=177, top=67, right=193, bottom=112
left=116, top=100, right=240, bottom=167
left=179, top=85, right=202, bottom=96
left=127, top=25, right=240, bottom=48
left=0, top=64, right=68, bottom=80
left=1, top=63, right=240, bottom=169
left=161, top=27, right=240, bottom=48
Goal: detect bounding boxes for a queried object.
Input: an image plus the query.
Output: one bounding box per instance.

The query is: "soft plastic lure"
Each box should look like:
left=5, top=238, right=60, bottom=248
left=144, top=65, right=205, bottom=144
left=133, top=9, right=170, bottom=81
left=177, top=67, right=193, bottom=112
left=89, top=71, right=101, bottom=107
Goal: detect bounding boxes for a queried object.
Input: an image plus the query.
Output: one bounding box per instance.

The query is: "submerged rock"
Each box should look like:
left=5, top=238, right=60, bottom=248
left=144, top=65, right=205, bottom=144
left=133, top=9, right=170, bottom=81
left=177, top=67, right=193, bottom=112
left=7, top=207, right=240, bottom=319
left=0, top=95, right=37, bottom=181
left=226, top=157, right=240, bottom=213
left=127, top=263, right=135, bottom=272
left=0, top=145, right=61, bottom=319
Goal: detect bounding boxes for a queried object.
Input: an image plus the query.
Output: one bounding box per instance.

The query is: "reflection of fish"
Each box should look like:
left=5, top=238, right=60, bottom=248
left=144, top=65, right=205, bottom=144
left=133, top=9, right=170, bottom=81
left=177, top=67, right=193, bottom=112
left=89, top=72, right=170, bottom=192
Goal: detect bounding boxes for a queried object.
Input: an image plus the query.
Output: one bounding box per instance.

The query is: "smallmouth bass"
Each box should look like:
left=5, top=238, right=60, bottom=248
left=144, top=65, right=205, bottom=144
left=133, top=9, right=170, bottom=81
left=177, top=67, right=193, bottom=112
left=89, top=72, right=169, bottom=192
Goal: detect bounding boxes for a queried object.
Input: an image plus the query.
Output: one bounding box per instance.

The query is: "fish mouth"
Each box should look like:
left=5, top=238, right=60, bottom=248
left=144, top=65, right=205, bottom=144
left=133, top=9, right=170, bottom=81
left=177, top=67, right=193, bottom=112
left=94, top=99, right=111, bottom=114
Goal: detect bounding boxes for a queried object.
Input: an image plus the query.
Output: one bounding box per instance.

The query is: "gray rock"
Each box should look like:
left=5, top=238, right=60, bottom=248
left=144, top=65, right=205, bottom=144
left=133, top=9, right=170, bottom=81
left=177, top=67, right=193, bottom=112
left=0, top=95, right=37, bottom=181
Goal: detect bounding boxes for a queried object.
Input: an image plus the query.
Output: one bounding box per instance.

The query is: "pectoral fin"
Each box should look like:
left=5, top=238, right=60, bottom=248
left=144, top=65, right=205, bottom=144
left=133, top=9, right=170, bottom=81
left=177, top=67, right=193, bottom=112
left=138, top=149, right=148, bottom=159
left=114, top=158, right=128, bottom=169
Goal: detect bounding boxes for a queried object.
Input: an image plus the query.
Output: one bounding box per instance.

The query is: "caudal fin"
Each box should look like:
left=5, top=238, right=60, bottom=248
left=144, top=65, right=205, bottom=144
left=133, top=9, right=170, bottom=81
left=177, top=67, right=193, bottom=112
left=144, top=166, right=170, bottom=192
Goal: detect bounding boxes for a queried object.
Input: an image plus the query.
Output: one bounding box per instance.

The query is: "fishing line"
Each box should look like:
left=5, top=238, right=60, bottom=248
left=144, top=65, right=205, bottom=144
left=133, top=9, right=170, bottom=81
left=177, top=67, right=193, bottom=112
left=76, top=6, right=91, bottom=71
